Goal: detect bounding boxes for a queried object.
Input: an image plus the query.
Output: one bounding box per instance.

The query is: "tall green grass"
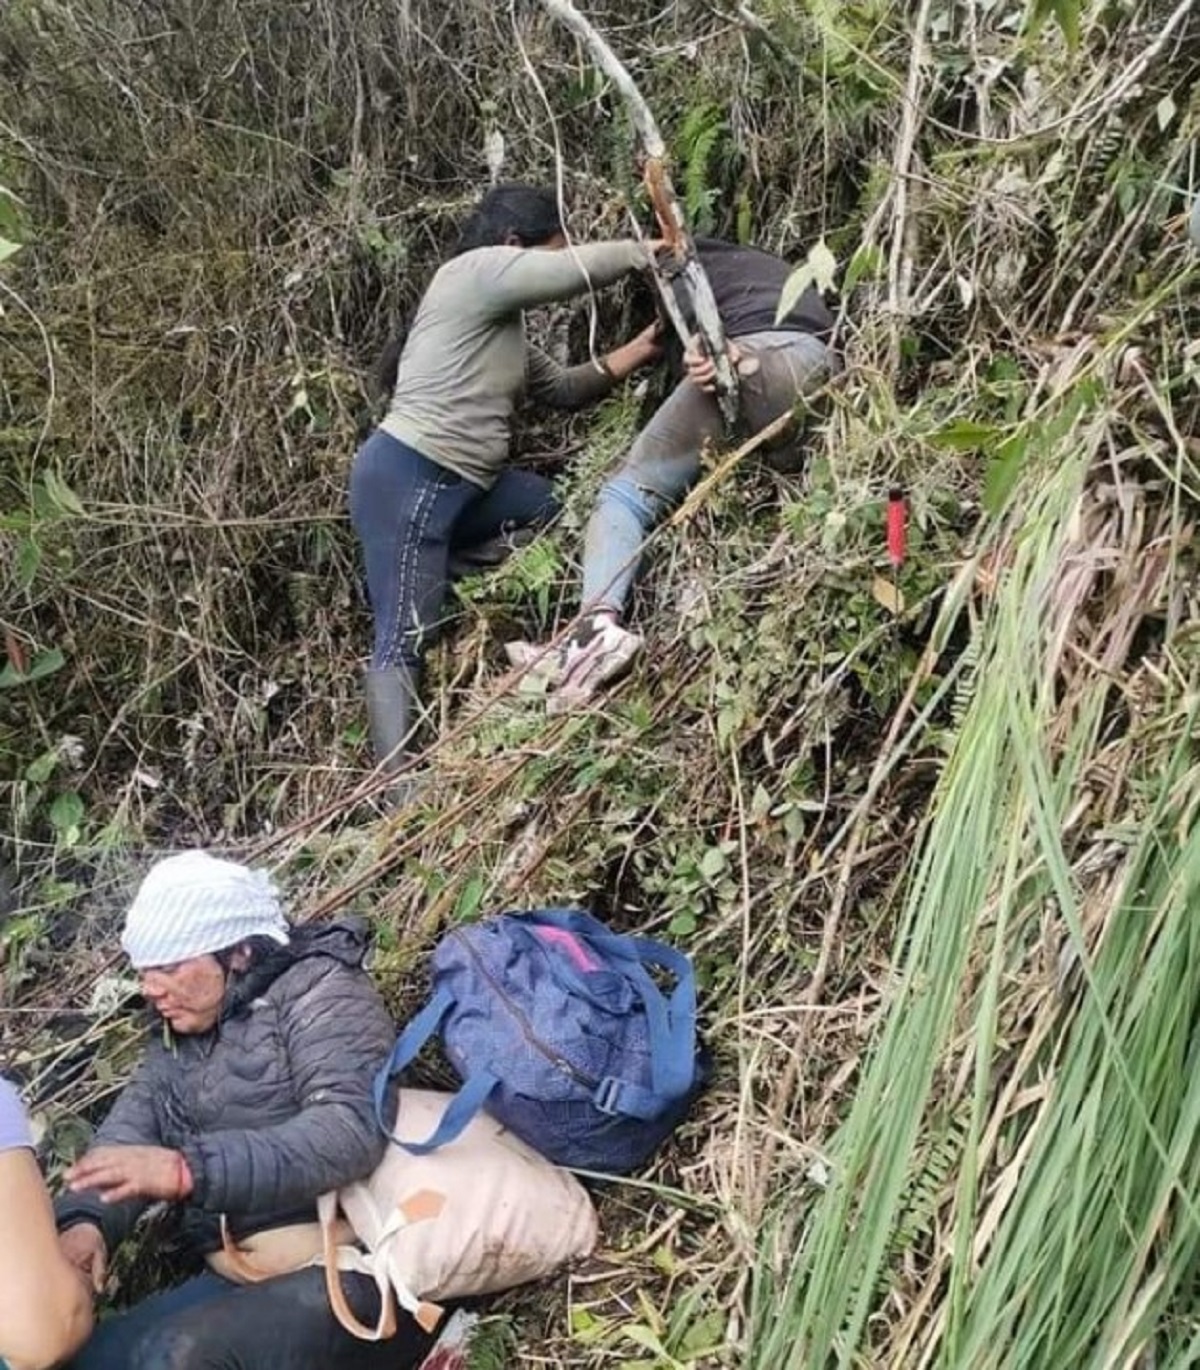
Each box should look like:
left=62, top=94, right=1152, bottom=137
left=747, top=380, right=1200, bottom=1367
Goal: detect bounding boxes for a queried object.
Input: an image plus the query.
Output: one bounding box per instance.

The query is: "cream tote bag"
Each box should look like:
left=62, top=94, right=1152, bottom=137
left=320, top=1088, right=598, bottom=1340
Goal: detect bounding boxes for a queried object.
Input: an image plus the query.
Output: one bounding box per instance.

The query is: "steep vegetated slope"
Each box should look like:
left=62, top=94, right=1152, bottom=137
left=1, top=0, right=1198, bottom=1364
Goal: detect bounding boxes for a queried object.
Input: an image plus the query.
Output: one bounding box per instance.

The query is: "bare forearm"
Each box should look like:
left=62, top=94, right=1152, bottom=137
left=4, top=1282, right=92, bottom=1370
left=528, top=319, right=663, bottom=409
left=602, top=334, right=658, bottom=381
left=1, top=1153, right=94, bottom=1369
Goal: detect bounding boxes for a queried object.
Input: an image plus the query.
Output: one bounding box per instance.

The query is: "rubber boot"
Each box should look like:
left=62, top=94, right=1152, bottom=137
left=364, top=665, right=422, bottom=790
left=447, top=526, right=538, bottom=580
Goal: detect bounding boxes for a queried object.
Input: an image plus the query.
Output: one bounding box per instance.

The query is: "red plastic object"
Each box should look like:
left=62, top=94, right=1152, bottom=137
left=887, top=488, right=907, bottom=569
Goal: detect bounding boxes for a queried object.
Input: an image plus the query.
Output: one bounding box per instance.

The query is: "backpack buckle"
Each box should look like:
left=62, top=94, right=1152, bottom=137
left=593, top=1077, right=625, bottom=1116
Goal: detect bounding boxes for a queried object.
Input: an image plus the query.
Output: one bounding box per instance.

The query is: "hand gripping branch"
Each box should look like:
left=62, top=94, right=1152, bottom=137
left=534, top=0, right=741, bottom=435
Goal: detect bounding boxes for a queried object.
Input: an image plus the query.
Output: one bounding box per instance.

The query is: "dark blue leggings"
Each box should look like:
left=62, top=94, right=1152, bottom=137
left=64, top=1267, right=434, bottom=1370
left=349, top=430, right=558, bottom=670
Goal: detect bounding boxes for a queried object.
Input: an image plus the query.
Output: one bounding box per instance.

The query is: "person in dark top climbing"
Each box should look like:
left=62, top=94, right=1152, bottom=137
left=351, top=183, right=664, bottom=781
left=512, top=237, right=837, bottom=709
left=54, top=850, right=431, bottom=1370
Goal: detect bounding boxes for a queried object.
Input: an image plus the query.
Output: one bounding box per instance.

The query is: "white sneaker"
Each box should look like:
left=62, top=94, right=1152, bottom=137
left=504, top=639, right=564, bottom=682
left=548, top=614, right=643, bottom=712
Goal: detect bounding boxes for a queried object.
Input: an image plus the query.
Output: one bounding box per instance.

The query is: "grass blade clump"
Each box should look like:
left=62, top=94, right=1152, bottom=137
left=747, top=368, right=1200, bottom=1367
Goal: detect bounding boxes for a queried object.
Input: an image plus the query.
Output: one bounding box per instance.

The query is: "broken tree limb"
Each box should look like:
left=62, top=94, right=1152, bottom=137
left=534, top=0, right=740, bottom=434
left=535, top=0, right=665, bottom=157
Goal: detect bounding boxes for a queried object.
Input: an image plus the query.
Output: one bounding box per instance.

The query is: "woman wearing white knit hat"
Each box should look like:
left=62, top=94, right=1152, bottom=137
left=51, top=851, right=434, bottom=1370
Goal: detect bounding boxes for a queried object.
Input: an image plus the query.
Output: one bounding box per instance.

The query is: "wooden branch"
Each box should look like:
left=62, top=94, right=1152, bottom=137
left=536, top=0, right=741, bottom=435
left=537, top=0, right=666, bottom=156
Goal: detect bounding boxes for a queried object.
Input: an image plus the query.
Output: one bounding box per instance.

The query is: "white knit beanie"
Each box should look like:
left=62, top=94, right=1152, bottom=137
left=121, top=852, right=291, bottom=970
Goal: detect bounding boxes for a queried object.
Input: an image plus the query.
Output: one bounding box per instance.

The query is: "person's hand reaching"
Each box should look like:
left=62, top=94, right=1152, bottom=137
left=628, top=319, right=665, bottom=368
left=66, top=1144, right=193, bottom=1205
left=683, top=336, right=744, bottom=393
left=59, top=1222, right=108, bottom=1295
left=596, top=319, right=666, bottom=382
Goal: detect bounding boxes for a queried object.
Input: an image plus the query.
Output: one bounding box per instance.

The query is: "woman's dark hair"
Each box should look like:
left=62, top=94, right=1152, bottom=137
left=215, top=932, right=296, bottom=1020
left=215, top=934, right=288, bottom=976
left=374, top=331, right=407, bottom=399
left=452, top=183, right=564, bottom=256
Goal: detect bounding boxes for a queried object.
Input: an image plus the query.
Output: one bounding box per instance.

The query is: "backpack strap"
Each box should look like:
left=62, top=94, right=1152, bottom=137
left=373, top=985, right=499, bottom=1154
left=521, top=910, right=698, bottom=1118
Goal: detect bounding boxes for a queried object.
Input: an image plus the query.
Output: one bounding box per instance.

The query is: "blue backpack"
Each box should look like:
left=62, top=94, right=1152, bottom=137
left=374, top=909, right=708, bottom=1174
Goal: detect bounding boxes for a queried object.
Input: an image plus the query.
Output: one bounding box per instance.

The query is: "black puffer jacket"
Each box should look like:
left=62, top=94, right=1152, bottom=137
left=55, top=921, right=396, bottom=1256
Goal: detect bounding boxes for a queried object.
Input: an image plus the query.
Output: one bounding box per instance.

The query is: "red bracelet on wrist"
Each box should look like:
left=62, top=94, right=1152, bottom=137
left=176, top=1151, right=194, bottom=1200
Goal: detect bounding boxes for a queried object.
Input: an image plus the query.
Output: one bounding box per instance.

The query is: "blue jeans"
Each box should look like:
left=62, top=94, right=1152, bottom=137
left=350, top=431, right=559, bottom=669
left=64, top=1267, right=433, bottom=1370
left=582, top=331, right=833, bottom=615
